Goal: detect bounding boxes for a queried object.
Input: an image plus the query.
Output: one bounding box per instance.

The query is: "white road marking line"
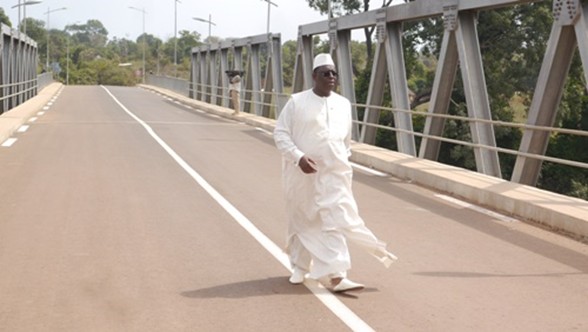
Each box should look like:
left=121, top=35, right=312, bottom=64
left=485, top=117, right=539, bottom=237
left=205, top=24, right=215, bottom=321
left=102, top=86, right=376, bottom=332
left=37, top=111, right=45, bottom=116
left=28, top=117, right=38, bottom=123
left=2, top=138, right=17, bottom=147
left=43, top=106, right=50, bottom=111
left=17, top=125, right=29, bottom=133
left=435, top=194, right=519, bottom=223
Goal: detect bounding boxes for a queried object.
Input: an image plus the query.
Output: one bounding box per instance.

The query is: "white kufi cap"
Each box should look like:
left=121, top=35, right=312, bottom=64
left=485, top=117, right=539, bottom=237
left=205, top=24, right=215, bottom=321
left=313, top=53, right=335, bottom=70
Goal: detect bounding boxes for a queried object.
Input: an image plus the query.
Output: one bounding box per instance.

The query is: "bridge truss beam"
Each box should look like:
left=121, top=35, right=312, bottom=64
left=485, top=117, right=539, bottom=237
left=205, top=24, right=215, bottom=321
left=512, top=0, right=588, bottom=185
left=0, top=25, right=38, bottom=114
left=190, top=33, right=284, bottom=118
left=293, top=0, right=588, bottom=181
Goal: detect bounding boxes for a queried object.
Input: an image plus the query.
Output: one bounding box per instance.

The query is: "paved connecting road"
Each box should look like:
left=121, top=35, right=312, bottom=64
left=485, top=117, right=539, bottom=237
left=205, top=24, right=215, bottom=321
left=0, top=86, right=586, bottom=331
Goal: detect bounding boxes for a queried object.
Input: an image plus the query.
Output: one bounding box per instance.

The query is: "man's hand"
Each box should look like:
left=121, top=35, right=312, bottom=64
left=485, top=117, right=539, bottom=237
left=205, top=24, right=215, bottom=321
left=299, top=155, right=318, bottom=174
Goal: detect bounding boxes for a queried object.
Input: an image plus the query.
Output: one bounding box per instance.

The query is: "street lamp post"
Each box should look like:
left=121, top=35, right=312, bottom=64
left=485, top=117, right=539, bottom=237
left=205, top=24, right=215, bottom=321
left=23, top=0, right=42, bottom=35
left=129, top=6, right=147, bottom=83
left=328, top=0, right=333, bottom=18
left=44, top=6, right=67, bottom=71
left=261, top=0, right=278, bottom=35
left=12, top=1, right=42, bottom=35
left=193, top=14, right=216, bottom=42
left=174, top=0, right=181, bottom=77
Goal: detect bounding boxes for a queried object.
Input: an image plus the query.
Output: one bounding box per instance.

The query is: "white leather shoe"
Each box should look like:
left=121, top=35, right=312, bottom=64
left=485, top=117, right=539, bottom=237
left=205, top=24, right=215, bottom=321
left=332, top=278, right=365, bottom=292
left=289, top=267, right=307, bottom=284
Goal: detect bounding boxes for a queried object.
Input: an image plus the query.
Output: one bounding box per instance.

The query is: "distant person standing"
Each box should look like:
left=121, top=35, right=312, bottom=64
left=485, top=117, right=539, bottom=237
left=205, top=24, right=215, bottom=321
left=273, top=53, right=398, bottom=292
left=229, top=72, right=241, bottom=115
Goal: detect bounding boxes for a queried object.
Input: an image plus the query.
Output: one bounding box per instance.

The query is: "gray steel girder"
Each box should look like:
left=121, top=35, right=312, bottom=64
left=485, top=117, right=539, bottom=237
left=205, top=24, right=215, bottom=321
left=456, top=11, right=501, bottom=177
left=511, top=2, right=585, bottom=185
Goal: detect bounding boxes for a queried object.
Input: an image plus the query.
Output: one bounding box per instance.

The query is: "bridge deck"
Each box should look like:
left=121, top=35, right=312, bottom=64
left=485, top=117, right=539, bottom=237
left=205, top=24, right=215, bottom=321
left=0, top=84, right=586, bottom=331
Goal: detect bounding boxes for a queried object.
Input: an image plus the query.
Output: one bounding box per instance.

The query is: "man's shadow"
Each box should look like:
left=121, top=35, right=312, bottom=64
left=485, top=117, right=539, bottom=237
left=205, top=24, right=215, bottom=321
left=181, top=276, right=376, bottom=299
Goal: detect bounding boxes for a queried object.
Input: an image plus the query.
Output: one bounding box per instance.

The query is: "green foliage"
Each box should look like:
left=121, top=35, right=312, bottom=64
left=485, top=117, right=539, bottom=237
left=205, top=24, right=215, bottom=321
left=539, top=54, right=588, bottom=198
left=68, top=67, right=97, bottom=85
left=67, top=58, right=136, bottom=86
left=349, top=41, right=367, bottom=76
left=281, top=40, right=297, bottom=87
left=22, top=18, right=45, bottom=41
left=0, top=8, right=11, bottom=27
left=67, top=20, right=109, bottom=48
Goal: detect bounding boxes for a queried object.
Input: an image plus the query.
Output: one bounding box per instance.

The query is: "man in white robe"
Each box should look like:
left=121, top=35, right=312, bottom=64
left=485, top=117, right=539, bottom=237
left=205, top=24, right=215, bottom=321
left=274, top=53, right=397, bottom=292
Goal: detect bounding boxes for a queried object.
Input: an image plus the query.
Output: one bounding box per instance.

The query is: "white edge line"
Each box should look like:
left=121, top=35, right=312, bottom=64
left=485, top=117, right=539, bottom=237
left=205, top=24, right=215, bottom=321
left=28, top=117, right=38, bottom=123
left=2, top=138, right=17, bottom=147
left=101, top=85, right=375, bottom=332
left=17, top=125, right=29, bottom=133
left=435, top=194, right=519, bottom=223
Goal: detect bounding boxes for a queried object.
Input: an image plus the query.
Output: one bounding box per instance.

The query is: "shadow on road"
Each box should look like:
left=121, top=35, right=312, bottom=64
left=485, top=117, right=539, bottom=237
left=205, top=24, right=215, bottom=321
left=180, top=276, right=378, bottom=299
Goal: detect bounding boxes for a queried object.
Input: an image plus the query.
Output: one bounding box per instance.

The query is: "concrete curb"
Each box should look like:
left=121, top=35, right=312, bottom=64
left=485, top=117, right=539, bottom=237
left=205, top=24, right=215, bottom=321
left=140, top=84, right=588, bottom=241
left=0, top=83, right=63, bottom=144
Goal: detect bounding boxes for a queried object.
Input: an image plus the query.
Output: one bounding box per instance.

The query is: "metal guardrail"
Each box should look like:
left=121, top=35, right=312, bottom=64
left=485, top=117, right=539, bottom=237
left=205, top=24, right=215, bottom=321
left=148, top=0, right=588, bottom=194
left=37, top=72, right=54, bottom=92
left=147, top=76, right=588, bottom=182
left=189, top=33, right=285, bottom=118
left=146, top=75, right=189, bottom=97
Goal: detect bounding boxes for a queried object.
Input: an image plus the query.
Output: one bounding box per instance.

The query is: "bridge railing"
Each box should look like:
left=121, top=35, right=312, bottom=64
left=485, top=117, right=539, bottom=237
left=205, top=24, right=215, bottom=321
left=354, top=102, right=588, bottom=172
left=189, top=33, right=286, bottom=118
left=146, top=0, right=588, bottom=198
left=147, top=69, right=588, bottom=194
left=0, top=24, right=40, bottom=115
left=146, top=75, right=189, bottom=97
left=291, top=0, right=588, bottom=188
left=37, top=72, right=54, bottom=91
left=183, top=80, right=288, bottom=119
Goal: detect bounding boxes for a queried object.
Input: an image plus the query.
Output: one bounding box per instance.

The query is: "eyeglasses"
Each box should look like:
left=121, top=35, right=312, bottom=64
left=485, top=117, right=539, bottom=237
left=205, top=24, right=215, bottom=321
left=320, top=70, right=338, bottom=78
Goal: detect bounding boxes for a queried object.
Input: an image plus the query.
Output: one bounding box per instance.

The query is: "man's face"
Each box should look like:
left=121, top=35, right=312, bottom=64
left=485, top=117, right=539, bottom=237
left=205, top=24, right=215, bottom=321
left=313, top=65, right=338, bottom=94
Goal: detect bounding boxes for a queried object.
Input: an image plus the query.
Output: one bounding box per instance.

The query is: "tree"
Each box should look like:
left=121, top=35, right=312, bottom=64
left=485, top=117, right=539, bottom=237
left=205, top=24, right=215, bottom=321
left=107, top=37, right=137, bottom=63
left=22, top=18, right=45, bottom=41
left=66, top=20, right=109, bottom=48
left=281, top=40, right=297, bottom=88
left=159, top=30, right=201, bottom=77
left=0, top=7, right=11, bottom=26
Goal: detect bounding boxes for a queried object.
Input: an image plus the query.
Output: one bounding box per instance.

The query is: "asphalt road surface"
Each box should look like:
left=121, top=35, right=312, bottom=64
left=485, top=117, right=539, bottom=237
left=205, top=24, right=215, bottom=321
left=0, top=86, right=586, bottom=331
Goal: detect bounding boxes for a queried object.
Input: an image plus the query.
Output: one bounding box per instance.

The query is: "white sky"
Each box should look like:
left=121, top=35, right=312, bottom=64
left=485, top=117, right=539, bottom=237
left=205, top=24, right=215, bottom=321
left=5, top=0, right=405, bottom=43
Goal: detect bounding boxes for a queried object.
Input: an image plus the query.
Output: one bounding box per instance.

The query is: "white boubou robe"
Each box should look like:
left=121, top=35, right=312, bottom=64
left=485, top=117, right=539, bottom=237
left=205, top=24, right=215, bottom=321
left=274, top=89, right=396, bottom=279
